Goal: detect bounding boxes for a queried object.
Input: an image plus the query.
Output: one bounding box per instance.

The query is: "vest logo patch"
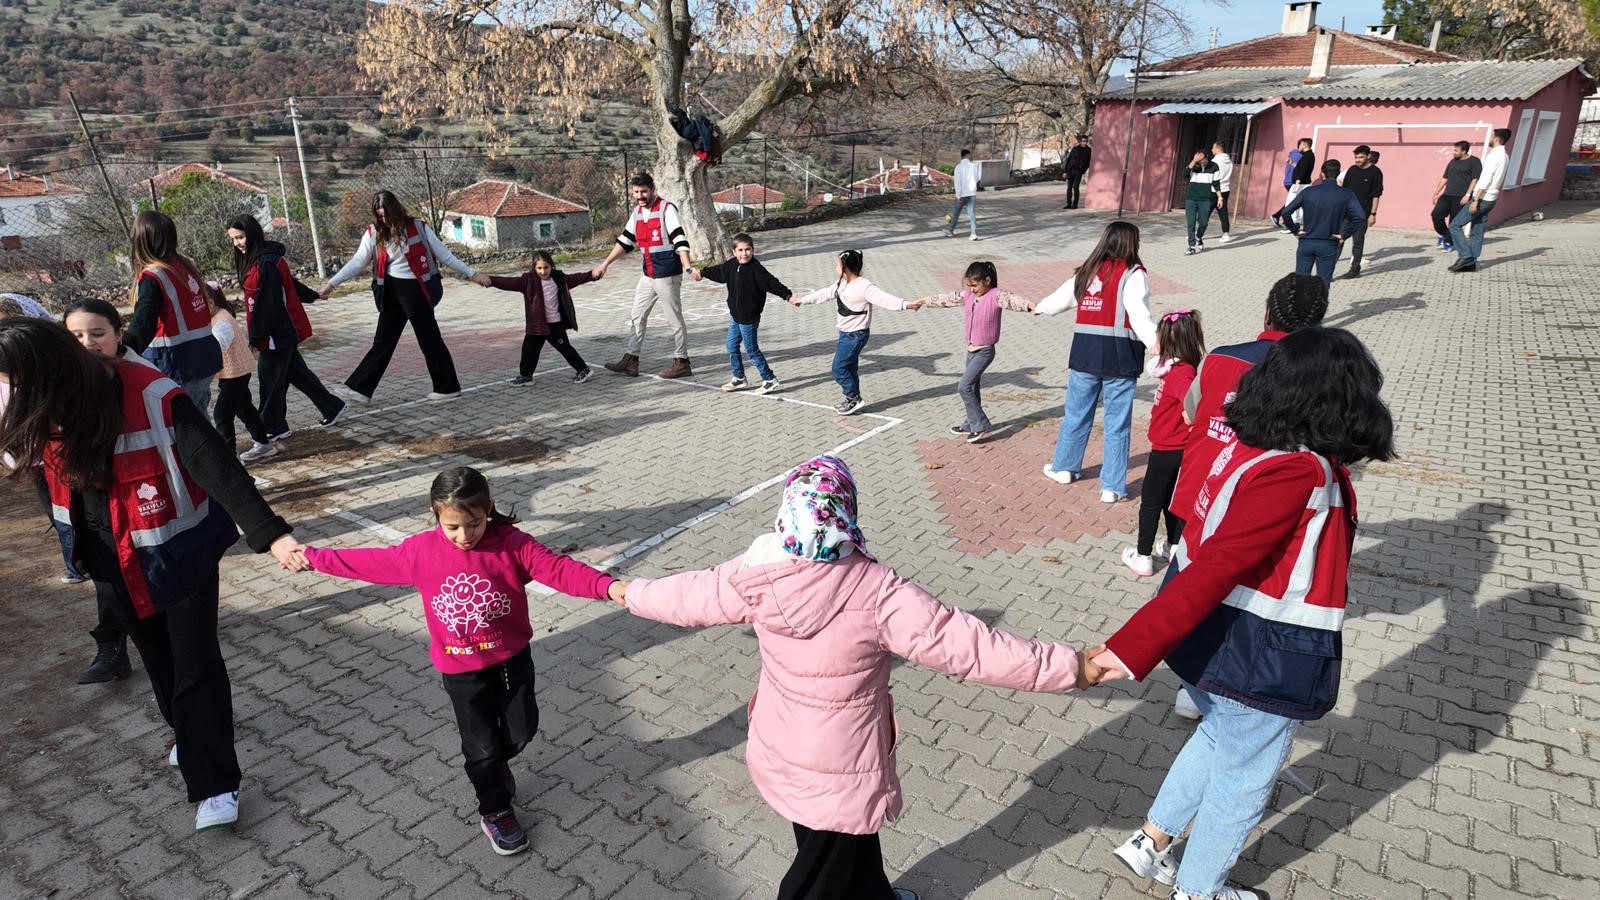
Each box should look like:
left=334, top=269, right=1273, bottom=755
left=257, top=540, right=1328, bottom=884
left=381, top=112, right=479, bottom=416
left=136, top=481, right=168, bottom=517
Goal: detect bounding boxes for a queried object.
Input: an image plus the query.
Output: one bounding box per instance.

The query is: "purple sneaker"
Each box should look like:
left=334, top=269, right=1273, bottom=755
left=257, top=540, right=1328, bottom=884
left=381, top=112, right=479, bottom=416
left=480, top=809, right=529, bottom=855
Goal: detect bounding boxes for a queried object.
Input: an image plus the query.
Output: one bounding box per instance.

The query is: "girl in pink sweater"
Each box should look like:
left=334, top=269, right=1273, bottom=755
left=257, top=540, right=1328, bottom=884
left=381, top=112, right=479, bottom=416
left=910, top=261, right=1033, bottom=443
left=620, top=454, right=1090, bottom=900
left=290, top=467, right=626, bottom=856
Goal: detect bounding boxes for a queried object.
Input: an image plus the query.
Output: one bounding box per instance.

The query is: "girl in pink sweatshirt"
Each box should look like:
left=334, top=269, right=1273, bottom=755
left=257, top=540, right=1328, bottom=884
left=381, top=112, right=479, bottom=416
left=909, top=260, right=1034, bottom=443
left=791, top=249, right=919, bottom=416
left=621, top=454, right=1090, bottom=900
left=291, top=467, right=625, bottom=857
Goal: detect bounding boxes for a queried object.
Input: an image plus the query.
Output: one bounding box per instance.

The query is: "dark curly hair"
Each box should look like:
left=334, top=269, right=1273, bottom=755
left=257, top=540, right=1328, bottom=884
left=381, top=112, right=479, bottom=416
left=1225, top=326, right=1396, bottom=465
left=1264, top=273, right=1328, bottom=333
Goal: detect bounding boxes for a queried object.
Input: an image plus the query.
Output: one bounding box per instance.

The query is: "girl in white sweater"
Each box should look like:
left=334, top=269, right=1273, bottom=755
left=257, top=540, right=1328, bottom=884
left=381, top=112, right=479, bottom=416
left=792, top=250, right=922, bottom=415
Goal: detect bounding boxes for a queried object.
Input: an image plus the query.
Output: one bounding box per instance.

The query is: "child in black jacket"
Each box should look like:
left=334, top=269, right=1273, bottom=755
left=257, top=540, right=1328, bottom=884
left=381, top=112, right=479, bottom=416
left=692, top=232, right=792, bottom=394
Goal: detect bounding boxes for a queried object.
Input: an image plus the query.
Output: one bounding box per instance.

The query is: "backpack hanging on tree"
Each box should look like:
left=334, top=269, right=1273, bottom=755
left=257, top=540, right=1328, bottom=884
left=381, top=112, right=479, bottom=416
left=670, top=106, right=723, bottom=165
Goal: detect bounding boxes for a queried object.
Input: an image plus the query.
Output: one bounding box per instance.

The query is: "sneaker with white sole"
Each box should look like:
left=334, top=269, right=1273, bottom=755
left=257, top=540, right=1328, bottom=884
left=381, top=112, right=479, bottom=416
left=1042, top=464, right=1079, bottom=485
left=721, top=377, right=747, bottom=392
left=195, top=791, right=239, bottom=832
left=1122, top=546, right=1155, bottom=577
left=949, top=424, right=970, bottom=435
left=756, top=379, right=780, bottom=395
left=1100, top=489, right=1122, bottom=503
left=573, top=368, right=593, bottom=384
left=835, top=396, right=866, bottom=415
left=1174, top=685, right=1204, bottom=720
left=480, top=809, right=530, bottom=855
left=238, top=442, right=279, bottom=463
left=966, top=431, right=988, bottom=444
left=319, top=401, right=348, bottom=428
left=1219, top=233, right=1233, bottom=244
left=1153, top=537, right=1170, bottom=560
left=60, top=572, right=89, bottom=584
left=1113, top=829, right=1177, bottom=886
left=426, top=391, right=462, bottom=401
left=168, top=744, right=179, bottom=767
left=1170, top=886, right=1260, bottom=900
left=334, top=385, right=371, bottom=405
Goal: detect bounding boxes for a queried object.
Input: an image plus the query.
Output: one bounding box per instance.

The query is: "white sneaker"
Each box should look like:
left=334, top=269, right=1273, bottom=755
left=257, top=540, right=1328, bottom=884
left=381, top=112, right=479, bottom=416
left=1153, top=537, right=1170, bottom=560
left=195, top=791, right=239, bottom=832
left=1114, top=829, right=1177, bottom=886
left=1100, top=489, right=1121, bottom=503
left=426, top=391, right=462, bottom=401
left=1042, top=464, right=1078, bottom=485
left=1170, top=886, right=1259, bottom=900
left=1174, top=686, right=1204, bottom=721
left=1219, top=233, right=1233, bottom=244
left=968, top=234, right=979, bottom=241
left=721, top=377, right=747, bottom=392
left=757, top=379, right=781, bottom=395
left=168, top=744, right=179, bottom=767
left=238, top=442, right=279, bottom=463
left=334, top=385, right=370, bottom=405
left=1122, top=547, right=1155, bottom=577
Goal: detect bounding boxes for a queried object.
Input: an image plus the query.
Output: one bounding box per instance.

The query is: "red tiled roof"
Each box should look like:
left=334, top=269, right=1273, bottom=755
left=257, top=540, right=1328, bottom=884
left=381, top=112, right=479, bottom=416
left=711, top=184, right=786, bottom=204
left=848, top=165, right=953, bottom=192
left=444, top=179, right=587, bottom=218
left=1145, top=29, right=1459, bottom=73
left=0, top=168, right=85, bottom=198
left=136, top=162, right=268, bottom=196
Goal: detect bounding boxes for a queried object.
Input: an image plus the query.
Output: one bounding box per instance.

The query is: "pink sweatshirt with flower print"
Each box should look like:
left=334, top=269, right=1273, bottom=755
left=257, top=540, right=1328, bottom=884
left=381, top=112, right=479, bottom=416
left=305, top=523, right=616, bottom=674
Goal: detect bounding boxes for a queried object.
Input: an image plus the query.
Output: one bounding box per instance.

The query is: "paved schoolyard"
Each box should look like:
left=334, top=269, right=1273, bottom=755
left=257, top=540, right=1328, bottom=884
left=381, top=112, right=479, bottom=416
left=1, top=183, right=1595, bottom=899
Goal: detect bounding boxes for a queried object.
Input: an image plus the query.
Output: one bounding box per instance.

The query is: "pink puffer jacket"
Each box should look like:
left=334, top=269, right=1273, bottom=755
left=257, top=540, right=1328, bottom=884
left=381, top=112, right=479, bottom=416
left=627, top=534, right=1081, bottom=835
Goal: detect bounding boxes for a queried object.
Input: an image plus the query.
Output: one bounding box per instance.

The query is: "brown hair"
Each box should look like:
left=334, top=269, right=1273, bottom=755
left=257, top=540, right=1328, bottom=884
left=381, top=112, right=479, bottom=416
left=1073, top=221, right=1142, bottom=300
left=1156, top=310, right=1205, bottom=368
left=0, top=317, right=120, bottom=488
left=429, top=466, right=518, bottom=526
left=371, top=190, right=414, bottom=245
left=128, top=210, right=203, bottom=304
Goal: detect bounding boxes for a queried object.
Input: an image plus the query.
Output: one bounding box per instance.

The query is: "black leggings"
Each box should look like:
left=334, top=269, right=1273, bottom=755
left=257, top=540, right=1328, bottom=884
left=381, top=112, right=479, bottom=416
left=520, top=325, right=587, bottom=375
left=347, top=278, right=461, bottom=397
left=777, top=823, right=893, bottom=900
left=212, top=375, right=268, bottom=448
left=1138, top=448, right=1186, bottom=556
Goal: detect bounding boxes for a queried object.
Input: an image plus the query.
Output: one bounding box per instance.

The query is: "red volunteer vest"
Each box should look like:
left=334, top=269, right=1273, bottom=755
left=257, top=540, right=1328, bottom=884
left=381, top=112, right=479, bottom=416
left=45, top=362, right=239, bottom=618
left=1066, top=259, right=1145, bottom=378
left=243, top=256, right=314, bottom=347
left=372, top=219, right=436, bottom=287
left=136, top=261, right=214, bottom=348
left=1168, top=331, right=1287, bottom=521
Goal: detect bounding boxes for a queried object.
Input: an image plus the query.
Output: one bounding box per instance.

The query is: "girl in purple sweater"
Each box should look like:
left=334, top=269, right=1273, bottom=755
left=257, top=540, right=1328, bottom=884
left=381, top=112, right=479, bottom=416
left=288, top=467, right=627, bottom=856
left=910, top=261, right=1033, bottom=443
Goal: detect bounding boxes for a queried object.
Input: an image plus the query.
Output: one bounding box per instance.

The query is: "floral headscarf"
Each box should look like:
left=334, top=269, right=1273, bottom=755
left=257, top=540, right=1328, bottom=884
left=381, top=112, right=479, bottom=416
left=774, top=454, right=870, bottom=562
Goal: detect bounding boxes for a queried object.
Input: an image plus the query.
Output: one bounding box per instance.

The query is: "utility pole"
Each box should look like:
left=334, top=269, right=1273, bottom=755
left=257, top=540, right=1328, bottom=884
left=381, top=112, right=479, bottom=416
left=68, top=91, right=130, bottom=242
left=760, top=137, right=769, bottom=224
left=288, top=97, right=326, bottom=279
left=274, top=156, right=293, bottom=238
left=848, top=139, right=856, bottom=200
left=422, top=150, right=437, bottom=231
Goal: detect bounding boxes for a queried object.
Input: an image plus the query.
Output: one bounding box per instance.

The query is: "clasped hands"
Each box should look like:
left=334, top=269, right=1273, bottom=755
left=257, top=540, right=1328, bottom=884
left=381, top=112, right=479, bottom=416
left=1075, top=643, right=1128, bottom=690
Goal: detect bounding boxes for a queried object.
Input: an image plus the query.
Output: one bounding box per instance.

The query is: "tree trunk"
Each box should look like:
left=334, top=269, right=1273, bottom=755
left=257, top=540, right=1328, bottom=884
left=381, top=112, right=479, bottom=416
left=652, top=126, right=729, bottom=262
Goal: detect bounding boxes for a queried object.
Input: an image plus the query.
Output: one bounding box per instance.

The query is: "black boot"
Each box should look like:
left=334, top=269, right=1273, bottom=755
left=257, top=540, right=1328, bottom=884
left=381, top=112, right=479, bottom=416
left=78, top=638, right=132, bottom=684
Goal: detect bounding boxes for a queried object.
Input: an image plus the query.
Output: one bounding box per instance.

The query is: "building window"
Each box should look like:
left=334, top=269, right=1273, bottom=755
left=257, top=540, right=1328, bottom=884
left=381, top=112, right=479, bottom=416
left=1504, top=110, right=1536, bottom=189
left=538, top=221, right=554, bottom=239
left=1518, top=112, right=1561, bottom=185
left=36, top=205, right=54, bottom=224
left=470, top=218, right=486, bottom=239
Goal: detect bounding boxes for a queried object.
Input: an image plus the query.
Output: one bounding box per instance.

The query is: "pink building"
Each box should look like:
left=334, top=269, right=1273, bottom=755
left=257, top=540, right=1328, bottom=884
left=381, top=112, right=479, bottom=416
left=1086, top=1, right=1595, bottom=230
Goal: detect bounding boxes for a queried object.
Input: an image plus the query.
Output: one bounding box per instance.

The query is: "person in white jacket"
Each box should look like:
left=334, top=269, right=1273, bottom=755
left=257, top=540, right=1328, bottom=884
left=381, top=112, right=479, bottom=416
left=945, top=150, right=981, bottom=240
left=1448, top=127, right=1511, bottom=273
left=791, top=249, right=923, bottom=416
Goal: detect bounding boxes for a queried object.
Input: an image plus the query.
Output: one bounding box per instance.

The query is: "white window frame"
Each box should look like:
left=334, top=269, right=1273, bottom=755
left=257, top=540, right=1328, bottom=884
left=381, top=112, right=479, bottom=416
left=1503, top=110, right=1536, bottom=189
left=1517, top=111, right=1562, bottom=186
left=469, top=217, right=486, bottom=239
left=537, top=220, right=554, bottom=239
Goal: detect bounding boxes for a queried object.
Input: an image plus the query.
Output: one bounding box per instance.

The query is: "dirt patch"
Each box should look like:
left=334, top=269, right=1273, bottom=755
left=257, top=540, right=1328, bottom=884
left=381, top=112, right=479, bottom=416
left=399, top=435, right=559, bottom=466
left=270, top=429, right=370, bottom=464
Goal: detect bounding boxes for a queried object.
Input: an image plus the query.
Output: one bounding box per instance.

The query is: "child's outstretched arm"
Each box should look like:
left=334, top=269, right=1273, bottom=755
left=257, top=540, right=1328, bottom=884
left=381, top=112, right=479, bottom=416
left=1033, top=279, right=1079, bottom=316
left=791, top=283, right=837, bottom=306
left=912, top=291, right=964, bottom=309
left=304, top=541, right=416, bottom=585
left=562, top=270, right=600, bottom=290
left=862, top=282, right=911, bottom=311
left=876, top=573, right=1082, bottom=692
left=514, top=533, right=617, bottom=602
left=625, top=557, right=755, bottom=628
left=482, top=274, right=526, bottom=292
left=996, top=290, right=1034, bottom=313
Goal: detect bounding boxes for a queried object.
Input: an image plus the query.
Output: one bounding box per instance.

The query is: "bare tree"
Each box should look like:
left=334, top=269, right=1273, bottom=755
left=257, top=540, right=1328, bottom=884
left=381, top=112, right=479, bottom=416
left=356, top=0, right=946, bottom=258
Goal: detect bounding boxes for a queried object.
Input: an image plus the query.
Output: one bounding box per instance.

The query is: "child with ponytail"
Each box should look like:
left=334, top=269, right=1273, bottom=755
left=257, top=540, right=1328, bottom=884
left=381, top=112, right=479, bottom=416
left=1123, top=309, right=1204, bottom=576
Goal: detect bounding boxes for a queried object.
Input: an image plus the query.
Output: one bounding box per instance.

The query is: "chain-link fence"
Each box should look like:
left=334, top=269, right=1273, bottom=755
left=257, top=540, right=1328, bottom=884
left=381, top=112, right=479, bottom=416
left=2, top=108, right=1064, bottom=312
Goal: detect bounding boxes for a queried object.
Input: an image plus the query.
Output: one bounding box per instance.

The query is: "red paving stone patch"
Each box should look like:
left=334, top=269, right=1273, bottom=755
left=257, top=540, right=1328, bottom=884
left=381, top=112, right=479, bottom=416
left=917, top=418, right=1154, bottom=557
left=323, top=326, right=526, bottom=378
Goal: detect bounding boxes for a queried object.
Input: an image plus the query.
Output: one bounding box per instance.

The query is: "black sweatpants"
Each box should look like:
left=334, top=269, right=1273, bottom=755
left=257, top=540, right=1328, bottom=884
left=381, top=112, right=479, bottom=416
left=441, top=644, right=538, bottom=815
left=520, top=324, right=587, bottom=376
left=258, top=346, right=343, bottom=438
left=212, top=374, right=269, bottom=449
left=1213, top=190, right=1232, bottom=233
left=347, top=278, right=461, bottom=397
left=1430, top=196, right=1463, bottom=238
left=777, top=823, right=894, bottom=900
left=105, top=569, right=241, bottom=802
left=1349, top=217, right=1370, bottom=268
left=1065, top=171, right=1085, bottom=207
left=1137, top=448, right=1186, bottom=556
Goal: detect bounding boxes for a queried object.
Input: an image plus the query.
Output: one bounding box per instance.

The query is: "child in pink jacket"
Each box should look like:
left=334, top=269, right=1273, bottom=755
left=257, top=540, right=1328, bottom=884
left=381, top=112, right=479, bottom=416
left=289, top=466, right=626, bottom=857
left=622, top=454, right=1091, bottom=900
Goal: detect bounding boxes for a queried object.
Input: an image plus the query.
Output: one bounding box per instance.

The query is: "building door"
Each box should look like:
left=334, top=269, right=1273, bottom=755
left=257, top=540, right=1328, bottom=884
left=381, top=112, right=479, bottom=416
left=1168, top=114, right=1251, bottom=209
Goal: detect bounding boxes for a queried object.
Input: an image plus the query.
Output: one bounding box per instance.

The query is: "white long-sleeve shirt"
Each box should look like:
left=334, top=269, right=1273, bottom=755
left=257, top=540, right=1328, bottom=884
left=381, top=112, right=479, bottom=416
left=1478, top=145, right=1509, bottom=202
left=1213, top=153, right=1234, bottom=193
left=953, top=159, right=979, bottom=198
left=1035, top=267, right=1158, bottom=347
left=795, top=276, right=909, bottom=332
left=327, top=222, right=477, bottom=288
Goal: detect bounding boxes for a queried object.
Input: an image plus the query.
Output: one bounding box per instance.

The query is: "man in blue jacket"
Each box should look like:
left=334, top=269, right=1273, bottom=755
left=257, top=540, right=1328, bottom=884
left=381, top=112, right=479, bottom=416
left=1275, top=159, right=1366, bottom=287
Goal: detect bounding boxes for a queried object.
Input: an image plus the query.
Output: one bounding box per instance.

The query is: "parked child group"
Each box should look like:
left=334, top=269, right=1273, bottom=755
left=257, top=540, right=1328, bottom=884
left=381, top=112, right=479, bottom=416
left=0, top=165, right=1395, bottom=900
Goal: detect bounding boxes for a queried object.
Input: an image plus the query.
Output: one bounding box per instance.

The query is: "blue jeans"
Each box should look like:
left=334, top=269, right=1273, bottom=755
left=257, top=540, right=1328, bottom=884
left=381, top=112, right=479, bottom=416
left=832, top=330, right=870, bottom=399
left=957, top=346, right=996, bottom=433
left=1294, top=238, right=1340, bottom=287
left=1147, top=684, right=1298, bottom=897
left=1448, top=199, right=1495, bottom=260
left=946, top=195, right=976, bottom=237
left=725, top=320, right=775, bottom=381
left=1050, top=369, right=1135, bottom=496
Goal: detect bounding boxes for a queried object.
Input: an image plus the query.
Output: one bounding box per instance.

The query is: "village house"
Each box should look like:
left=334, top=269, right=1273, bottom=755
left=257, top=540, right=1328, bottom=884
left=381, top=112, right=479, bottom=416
left=0, top=167, right=87, bottom=276
left=1085, top=1, right=1595, bottom=230
left=846, top=162, right=953, bottom=197
left=441, top=179, right=591, bottom=250
left=1018, top=136, right=1068, bottom=170
left=711, top=183, right=786, bottom=216
left=133, top=162, right=275, bottom=228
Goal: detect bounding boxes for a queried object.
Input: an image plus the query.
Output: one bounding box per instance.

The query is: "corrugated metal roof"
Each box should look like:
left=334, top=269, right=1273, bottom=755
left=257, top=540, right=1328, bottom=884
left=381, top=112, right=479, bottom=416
left=1144, top=101, right=1278, bottom=116
left=1102, top=60, right=1590, bottom=104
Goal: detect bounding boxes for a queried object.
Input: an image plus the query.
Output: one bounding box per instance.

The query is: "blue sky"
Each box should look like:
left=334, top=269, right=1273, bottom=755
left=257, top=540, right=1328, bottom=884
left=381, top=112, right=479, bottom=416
left=1173, top=0, right=1390, bottom=53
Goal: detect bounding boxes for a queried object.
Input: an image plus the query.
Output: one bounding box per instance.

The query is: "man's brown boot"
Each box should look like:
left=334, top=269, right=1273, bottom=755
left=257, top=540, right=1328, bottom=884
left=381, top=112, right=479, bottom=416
left=605, top=353, right=639, bottom=377
left=657, top=357, right=692, bottom=379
